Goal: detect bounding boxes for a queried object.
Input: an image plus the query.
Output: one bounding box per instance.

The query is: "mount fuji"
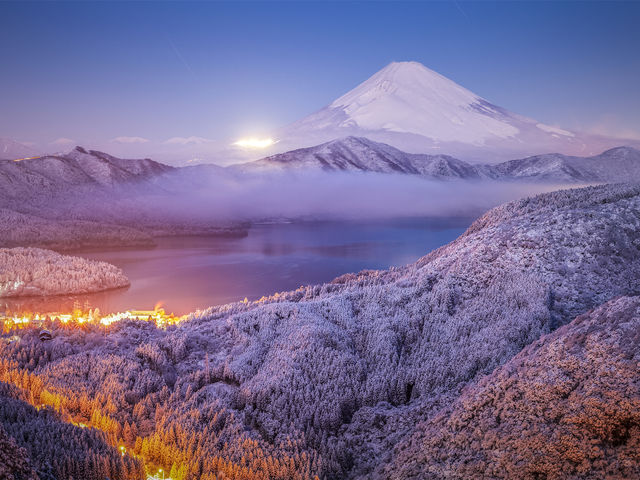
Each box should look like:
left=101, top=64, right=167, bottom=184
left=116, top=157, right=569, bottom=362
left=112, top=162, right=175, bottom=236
left=237, top=61, right=637, bottom=163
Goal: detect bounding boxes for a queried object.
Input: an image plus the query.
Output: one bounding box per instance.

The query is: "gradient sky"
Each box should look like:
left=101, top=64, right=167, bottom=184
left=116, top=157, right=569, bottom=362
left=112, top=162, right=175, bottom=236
left=1, top=0, right=639, bottom=155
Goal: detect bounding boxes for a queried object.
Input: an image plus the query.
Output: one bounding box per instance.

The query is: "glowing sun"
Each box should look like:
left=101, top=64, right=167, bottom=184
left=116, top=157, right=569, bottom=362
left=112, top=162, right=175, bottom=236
left=233, top=137, right=275, bottom=148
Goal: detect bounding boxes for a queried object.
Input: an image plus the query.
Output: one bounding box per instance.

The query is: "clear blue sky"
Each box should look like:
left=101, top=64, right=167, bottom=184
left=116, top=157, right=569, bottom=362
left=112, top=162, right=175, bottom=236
left=1, top=0, right=639, bottom=150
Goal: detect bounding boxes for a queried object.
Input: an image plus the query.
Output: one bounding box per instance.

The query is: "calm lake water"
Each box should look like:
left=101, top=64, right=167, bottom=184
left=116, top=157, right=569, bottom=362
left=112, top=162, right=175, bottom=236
left=3, top=218, right=471, bottom=315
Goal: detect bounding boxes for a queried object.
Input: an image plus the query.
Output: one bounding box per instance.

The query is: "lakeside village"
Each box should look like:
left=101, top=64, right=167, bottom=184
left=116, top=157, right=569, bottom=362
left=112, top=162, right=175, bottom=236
left=1, top=300, right=185, bottom=336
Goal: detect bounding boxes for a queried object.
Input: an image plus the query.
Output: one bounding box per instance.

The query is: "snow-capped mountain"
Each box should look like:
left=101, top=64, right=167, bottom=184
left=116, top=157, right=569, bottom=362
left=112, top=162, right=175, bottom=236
left=261, top=61, right=638, bottom=162
left=237, top=136, right=640, bottom=183
left=0, top=138, right=40, bottom=160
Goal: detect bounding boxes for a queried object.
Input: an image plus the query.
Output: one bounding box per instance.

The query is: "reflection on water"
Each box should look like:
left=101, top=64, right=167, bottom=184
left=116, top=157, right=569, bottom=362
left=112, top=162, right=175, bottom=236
left=1, top=218, right=471, bottom=316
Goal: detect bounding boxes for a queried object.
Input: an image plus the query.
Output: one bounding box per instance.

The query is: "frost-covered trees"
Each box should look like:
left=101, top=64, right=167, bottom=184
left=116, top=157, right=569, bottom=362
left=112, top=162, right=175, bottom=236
left=0, top=382, right=144, bottom=480
left=0, top=209, right=154, bottom=250
left=0, top=424, right=39, bottom=480
left=0, top=247, right=130, bottom=297
left=1, top=183, right=639, bottom=478
left=384, top=296, right=640, bottom=480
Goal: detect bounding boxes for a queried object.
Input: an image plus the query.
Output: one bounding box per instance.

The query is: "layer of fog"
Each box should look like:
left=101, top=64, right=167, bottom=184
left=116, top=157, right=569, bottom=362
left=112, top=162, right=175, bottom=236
left=135, top=171, right=582, bottom=223
left=24, top=169, right=590, bottom=228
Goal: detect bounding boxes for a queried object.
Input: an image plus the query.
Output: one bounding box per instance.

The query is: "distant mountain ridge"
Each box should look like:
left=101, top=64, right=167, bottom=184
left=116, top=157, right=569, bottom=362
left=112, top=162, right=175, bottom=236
left=235, top=136, right=482, bottom=179
left=0, top=146, right=174, bottom=200
left=238, top=136, right=640, bottom=183
left=2, top=141, right=639, bottom=200
left=2, top=141, right=639, bottom=202
left=3, top=62, right=638, bottom=165
left=0, top=147, right=241, bottom=250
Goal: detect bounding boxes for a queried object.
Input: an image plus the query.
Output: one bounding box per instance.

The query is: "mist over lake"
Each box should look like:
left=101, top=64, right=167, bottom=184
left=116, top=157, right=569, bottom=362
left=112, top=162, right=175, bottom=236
left=1, top=217, right=470, bottom=315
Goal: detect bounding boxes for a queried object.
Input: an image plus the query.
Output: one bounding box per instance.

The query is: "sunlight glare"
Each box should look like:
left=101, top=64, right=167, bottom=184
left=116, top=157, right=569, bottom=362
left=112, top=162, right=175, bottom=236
left=233, top=137, right=275, bottom=148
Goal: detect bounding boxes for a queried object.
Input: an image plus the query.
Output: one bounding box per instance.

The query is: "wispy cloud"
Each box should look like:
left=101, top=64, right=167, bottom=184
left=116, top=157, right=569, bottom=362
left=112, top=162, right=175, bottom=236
left=581, top=114, right=640, bottom=141
left=164, top=136, right=213, bottom=145
left=112, top=136, right=150, bottom=144
left=51, top=137, right=76, bottom=146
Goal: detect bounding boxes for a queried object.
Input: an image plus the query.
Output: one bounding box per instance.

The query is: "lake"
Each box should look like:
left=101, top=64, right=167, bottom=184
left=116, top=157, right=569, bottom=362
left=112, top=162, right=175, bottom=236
left=2, top=218, right=472, bottom=315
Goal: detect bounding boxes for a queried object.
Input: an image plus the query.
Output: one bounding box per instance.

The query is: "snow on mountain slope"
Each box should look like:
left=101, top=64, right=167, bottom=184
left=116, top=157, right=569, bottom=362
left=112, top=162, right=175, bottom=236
left=0, top=148, right=246, bottom=247
left=493, top=146, right=640, bottom=182
left=327, top=61, right=519, bottom=143
left=260, top=61, right=639, bottom=163
left=384, top=295, right=640, bottom=480
left=0, top=138, right=39, bottom=161
left=237, top=136, right=640, bottom=183
left=0, top=209, right=154, bottom=250
left=577, top=146, right=640, bottom=181
left=9, top=183, right=639, bottom=478
left=491, top=153, right=598, bottom=182
left=235, top=136, right=484, bottom=179
left=0, top=146, right=174, bottom=199
left=185, top=183, right=640, bottom=478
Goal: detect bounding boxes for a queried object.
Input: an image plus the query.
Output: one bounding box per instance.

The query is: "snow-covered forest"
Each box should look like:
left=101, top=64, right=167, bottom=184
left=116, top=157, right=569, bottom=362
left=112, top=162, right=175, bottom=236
left=0, top=247, right=130, bottom=297
left=385, top=295, right=640, bottom=479
left=0, top=383, right=144, bottom=480
left=1, top=183, right=639, bottom=478
left=0, top=209, right=155, bottom=250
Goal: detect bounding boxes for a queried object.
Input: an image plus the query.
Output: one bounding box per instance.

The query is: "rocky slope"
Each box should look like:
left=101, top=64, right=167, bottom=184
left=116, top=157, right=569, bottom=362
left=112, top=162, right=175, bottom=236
left=0, top=247, right=130, bottom=297
left=385, top=295, right=640, bottom=480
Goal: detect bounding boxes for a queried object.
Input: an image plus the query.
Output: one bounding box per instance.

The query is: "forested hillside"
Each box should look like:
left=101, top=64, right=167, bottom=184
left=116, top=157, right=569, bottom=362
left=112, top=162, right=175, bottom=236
left=0, top=423, right=39, bottom=480
left=1, top=183, right=639, bottom=478
left=0, top=382, right=144, bottom=480
left=0, top=209, right=154, bottom=250
left=384, top=296, right=640, bottom=479
left=0, top=247, right=130, bottom=297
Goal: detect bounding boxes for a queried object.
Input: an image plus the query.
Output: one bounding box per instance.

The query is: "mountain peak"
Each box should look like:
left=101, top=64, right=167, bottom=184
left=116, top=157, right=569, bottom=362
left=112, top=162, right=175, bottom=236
left=267, top=62, right=640, bottom=164
left=374, top=61, right=454, bottom=84
left=599, top=145, right=640, bottom=157
left=325, top=61, right=517, bottom=144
